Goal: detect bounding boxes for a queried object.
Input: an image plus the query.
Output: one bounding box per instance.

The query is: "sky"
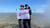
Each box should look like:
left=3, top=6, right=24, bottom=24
left=0, top=0, right=47, bottom=13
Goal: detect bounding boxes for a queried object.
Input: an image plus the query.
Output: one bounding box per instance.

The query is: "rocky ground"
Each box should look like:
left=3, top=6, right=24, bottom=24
left=0, top=13, right=50, bottom=28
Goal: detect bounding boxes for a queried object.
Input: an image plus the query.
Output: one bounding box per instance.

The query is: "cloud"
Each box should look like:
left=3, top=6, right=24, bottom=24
left=31, top=5, right=47, bottom=8
left=0, top=9, right=16, bottom=13
left=40, top=5, right=47, bottom=7
left=33, top=10, right=45, bottom=14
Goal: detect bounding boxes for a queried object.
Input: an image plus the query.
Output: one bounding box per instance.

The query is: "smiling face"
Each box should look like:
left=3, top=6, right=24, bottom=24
left=21, top=7, right=24, bottom=9
left=20, top=5, right=24, bottom=10
left=25, top=4, right=29, bottom=9
left=26, top=6, right=29, bottom=9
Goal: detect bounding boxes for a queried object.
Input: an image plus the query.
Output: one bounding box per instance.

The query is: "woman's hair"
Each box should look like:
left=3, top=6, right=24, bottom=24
left=25, top=4, right=28, bottom=7
left=20, top=5, right=24, bottom=7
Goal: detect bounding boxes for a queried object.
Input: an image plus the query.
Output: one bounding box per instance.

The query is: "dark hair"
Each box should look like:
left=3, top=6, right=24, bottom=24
left=20, top=5, right=24, bottom=7
left=25, top=4, right=28, bottom=7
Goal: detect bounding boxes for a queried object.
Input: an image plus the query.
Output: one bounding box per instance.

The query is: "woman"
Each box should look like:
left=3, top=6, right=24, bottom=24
left=16, top=5, right=24, bottom=28
left=23, top=4, right=32, bottom=28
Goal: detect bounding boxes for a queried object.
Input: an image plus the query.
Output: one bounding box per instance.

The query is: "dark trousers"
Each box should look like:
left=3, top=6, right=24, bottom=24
left=18, top=19, right=23, bottom=28
left=23, top=19, right=31, bottom=28
left=23, top=15, right=31, bottom=28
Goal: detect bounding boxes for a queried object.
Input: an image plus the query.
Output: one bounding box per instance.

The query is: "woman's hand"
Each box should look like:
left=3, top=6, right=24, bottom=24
left=29, top=9, right=31, bottom=10
left=16, top=9, right=17, bottom=11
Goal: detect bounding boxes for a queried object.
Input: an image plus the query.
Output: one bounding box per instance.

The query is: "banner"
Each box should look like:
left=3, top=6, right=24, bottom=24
left=16, top=9, right=30, bottom=19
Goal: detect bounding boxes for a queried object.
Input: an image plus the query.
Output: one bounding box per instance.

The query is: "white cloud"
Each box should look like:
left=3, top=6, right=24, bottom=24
left=0, top=9, right=16, bottom=13
left=32, top=10, right=45, bottom=14
left=31, top=5, right=47, bottom=8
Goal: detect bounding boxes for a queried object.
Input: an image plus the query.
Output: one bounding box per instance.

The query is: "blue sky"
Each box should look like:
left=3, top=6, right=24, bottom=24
left=0, top=0, right=47, bottom=13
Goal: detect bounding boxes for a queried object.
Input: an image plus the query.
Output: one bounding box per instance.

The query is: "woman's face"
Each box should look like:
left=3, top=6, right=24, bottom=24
left=26, top=6, right=28, bottom=9
left=21, top=7, right=24, bottom=9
